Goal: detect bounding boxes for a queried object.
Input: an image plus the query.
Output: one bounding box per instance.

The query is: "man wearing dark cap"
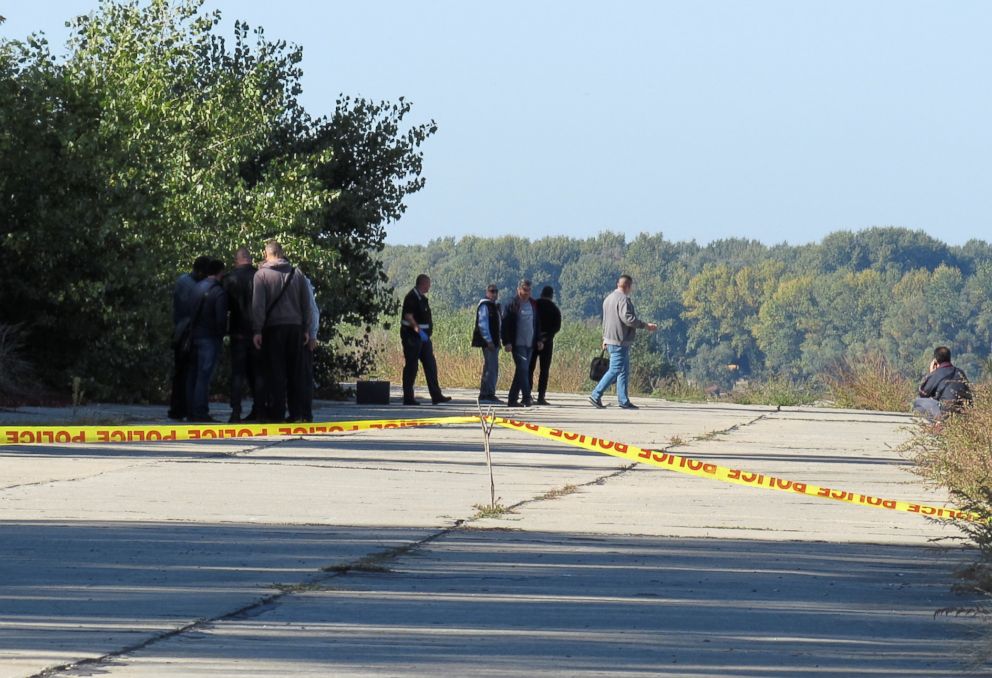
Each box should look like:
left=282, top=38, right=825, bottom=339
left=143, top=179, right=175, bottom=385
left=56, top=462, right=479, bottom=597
left=529, top=285, right=562, bottom=405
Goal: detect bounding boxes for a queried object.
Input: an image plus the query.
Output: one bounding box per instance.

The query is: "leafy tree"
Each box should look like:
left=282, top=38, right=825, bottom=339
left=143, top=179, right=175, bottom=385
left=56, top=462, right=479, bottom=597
left=0, top=0, right=432, bottom=399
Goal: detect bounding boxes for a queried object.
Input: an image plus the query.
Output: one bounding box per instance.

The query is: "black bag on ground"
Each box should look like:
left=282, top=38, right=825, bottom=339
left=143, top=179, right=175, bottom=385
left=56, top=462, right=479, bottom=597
left=589, top=349, right=609, bottom=382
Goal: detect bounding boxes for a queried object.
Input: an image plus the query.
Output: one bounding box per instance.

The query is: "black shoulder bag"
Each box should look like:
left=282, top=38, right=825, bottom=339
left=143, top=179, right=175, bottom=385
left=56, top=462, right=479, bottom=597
left=172, top=291, right=208, bottom=354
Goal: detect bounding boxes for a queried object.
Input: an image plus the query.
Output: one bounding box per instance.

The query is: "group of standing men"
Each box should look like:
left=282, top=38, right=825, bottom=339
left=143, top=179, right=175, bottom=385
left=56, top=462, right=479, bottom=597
left=401, top=273, right=656, bottom=409
left=168, top=240, right=319, bottom=424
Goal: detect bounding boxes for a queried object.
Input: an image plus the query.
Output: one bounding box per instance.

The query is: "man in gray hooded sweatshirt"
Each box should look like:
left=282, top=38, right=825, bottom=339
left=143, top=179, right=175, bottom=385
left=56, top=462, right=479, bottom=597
left=252, top=240, right=312, bottom=423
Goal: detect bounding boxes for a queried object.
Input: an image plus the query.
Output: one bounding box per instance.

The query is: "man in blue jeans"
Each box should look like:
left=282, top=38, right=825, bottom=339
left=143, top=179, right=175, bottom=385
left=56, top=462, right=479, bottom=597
left=186, top=259, right=228, bottom=422
left=590, top=274, right=657, bottom=410
left=502, top=279, right=543, bottom=407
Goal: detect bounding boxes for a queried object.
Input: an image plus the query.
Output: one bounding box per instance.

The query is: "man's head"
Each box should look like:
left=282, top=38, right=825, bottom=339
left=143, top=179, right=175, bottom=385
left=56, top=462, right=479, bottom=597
left=192, top=255, right=211, bottom=281
left=540, top=285, right=554, bottom=300
left=934, top=346, right=952, bottom=364
left=617, top=274, right=633, bottom=294
left=206, top=259, right=225, bottom=279
left=415, top=274, right=431, bottom=294
left=264, top=240, right=285, bottom=261
left=517, top=279, right=532, bottom=301
left=235, top=247, right=252, bottom=266
left=485, top=284, right=499, bottom=301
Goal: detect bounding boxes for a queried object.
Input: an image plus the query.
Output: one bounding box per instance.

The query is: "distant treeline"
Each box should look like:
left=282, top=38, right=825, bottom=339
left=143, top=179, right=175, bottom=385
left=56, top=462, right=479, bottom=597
left=379, top=228, right=992, bottom=387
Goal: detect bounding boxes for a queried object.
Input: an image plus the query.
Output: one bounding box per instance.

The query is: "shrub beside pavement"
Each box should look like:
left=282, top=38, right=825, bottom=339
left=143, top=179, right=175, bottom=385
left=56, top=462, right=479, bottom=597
left=904, top=383, right=992, bottom=665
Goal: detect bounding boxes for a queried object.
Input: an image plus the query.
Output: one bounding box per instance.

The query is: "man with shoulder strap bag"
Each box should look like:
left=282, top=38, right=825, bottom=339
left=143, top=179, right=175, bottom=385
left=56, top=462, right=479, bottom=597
left=251, top=240, right=312, bottom=423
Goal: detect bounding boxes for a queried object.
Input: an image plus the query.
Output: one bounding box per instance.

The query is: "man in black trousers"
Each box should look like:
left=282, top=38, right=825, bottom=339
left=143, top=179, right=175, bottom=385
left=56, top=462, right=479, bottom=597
left=251, top=240, right=312, bottom=423
left=400, top=274, right=451, bottom=405
left=529, top=285, right=562, bottom=405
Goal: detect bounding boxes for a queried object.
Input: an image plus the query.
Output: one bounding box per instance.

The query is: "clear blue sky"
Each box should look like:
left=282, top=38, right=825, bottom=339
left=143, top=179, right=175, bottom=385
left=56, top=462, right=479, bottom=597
left=4, top=1, right=991, bottom=246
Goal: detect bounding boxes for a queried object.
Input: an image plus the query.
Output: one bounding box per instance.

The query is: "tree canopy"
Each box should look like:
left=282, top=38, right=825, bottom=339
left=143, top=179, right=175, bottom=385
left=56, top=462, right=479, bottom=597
left=381, top=228, right=992, bottom=387
left=0, top=0, right=434, bottom=400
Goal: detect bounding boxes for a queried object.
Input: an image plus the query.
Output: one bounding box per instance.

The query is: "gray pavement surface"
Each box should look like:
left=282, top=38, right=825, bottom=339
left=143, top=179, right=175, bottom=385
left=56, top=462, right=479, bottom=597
left=0, top=389, right=984, bottom=676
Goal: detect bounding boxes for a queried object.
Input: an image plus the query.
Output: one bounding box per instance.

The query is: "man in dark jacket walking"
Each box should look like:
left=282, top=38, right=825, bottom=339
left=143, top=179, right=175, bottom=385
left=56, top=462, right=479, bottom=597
left=252, top=240, right=312, bottom=423
left=502, top=279, right=543, bottom=407
left=472, top=284, right=502, bottom=404
left=913, top=345, right=973, bottom=419
left=528, top=285, right=562, bottom=405
left=186, top=259, right=228, bottom=422
left=168, top=255, right=210, bottom=420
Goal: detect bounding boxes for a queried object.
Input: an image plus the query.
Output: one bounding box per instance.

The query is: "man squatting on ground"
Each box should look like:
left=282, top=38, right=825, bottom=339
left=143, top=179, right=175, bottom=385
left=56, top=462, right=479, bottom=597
left=401, top=274, right=451, bottom=405
left=473, top=283, right=503, bottom=404
left=590, top=274, right=657, bottom=410
left=529, top=285, right=561, bottom=405
left=912, top=345, right=973, bottom=420
left=252, top=240, right=313, bottom=423
left=502, top=279, right=543, bottom=408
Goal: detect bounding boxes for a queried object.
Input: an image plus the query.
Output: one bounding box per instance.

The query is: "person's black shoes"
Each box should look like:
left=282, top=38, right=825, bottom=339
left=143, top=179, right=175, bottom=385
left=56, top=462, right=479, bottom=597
left=479, top=396, right=505, bottom=405
left=507, top=401, right=523, bottom=408
left=228, top=413, right=241, bottom=424
left=403, top=399, right=421, bottom=406
left=432, top=395, right=453, bottom=405
left=188, top=415, right=218, bottom=423
left=536, top=398, right=551, bottom=406
left=619, top=402, right=640, bottom=410
left=167, top=411, right=185, bottom=421
left=588, top=395, right=606, bottom=409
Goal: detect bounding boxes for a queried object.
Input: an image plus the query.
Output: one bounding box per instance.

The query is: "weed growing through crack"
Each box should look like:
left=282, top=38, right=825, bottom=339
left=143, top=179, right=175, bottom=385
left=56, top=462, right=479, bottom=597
left=540, top=484, right=578, bottom=500
left=472, top=502, right=514, bottom=519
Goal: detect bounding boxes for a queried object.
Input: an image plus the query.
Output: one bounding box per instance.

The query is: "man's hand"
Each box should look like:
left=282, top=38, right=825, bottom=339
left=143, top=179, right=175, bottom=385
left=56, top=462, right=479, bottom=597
left=504, top=344, right=513, bottom=353
left=536, top=341, right=544, bottom=351
left=929, top=358, right=939, bottom=373
left=307, top=337, right=317, bottom=351
left=253, top=334, right=263, bottom=350
left=647, top=322, right=658, bottom=332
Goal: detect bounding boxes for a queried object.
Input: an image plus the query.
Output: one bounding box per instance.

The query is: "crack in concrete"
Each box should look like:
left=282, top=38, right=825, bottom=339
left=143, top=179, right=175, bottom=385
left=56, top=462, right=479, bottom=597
left=28, top=410, right=778, bottom=677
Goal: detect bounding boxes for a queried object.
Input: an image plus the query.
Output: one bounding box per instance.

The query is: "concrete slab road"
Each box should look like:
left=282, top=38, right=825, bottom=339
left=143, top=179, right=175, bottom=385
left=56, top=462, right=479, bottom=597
left=0, top=389, right=982, bottom=676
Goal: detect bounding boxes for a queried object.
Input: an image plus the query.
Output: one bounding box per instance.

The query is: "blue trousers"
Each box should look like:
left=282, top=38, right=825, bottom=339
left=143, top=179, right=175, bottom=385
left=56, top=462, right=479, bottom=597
left=508, top=346, right=534, bottom=404
left=479, top=345, right=500, bottom=399
left=591, top=344, right=631, bottom=405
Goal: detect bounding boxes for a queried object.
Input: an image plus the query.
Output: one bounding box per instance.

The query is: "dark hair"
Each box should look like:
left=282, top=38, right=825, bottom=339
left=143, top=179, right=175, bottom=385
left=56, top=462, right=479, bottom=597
left=934, top=346, right=952, bottom=364
left=486, top=284, right=498, bottom=293
left=540, top=285, right=554, bottom=299
left=192, top=255, right=211, bottom=281
left=206, top=259, right=225, bottom=277
left=415, top=274, right=430, bottom=287
left=619, top=274, right=633, bottom=286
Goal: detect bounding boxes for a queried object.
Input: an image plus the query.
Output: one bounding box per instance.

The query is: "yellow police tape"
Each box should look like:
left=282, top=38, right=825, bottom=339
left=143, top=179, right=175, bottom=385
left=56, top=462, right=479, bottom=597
left=491, top=416, right=979, bottom=522
left=0, top=413, right=976, bottom=522
left=0, top=416, right=478, bottom=446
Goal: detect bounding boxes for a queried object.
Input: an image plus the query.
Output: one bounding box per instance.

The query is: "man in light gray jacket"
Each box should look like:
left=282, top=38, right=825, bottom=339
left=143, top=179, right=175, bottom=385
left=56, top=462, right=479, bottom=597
left=589, top=274, right=657, bottom=410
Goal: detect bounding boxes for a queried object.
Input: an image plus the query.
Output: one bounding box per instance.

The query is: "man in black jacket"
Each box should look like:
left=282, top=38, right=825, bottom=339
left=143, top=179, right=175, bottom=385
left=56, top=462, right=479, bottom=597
left=913, top=345, right=973, bottom=420
left=472, top=284, right=502, bottom=403
left=529, top=285, right=562, bottom=405
left=186, top=259, right=228, bottom=422
left=224, top=247, right=262, bottom=423
left=400, top=274, right=450, bottom=405
left=168, top=255, right=210, bottom=420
